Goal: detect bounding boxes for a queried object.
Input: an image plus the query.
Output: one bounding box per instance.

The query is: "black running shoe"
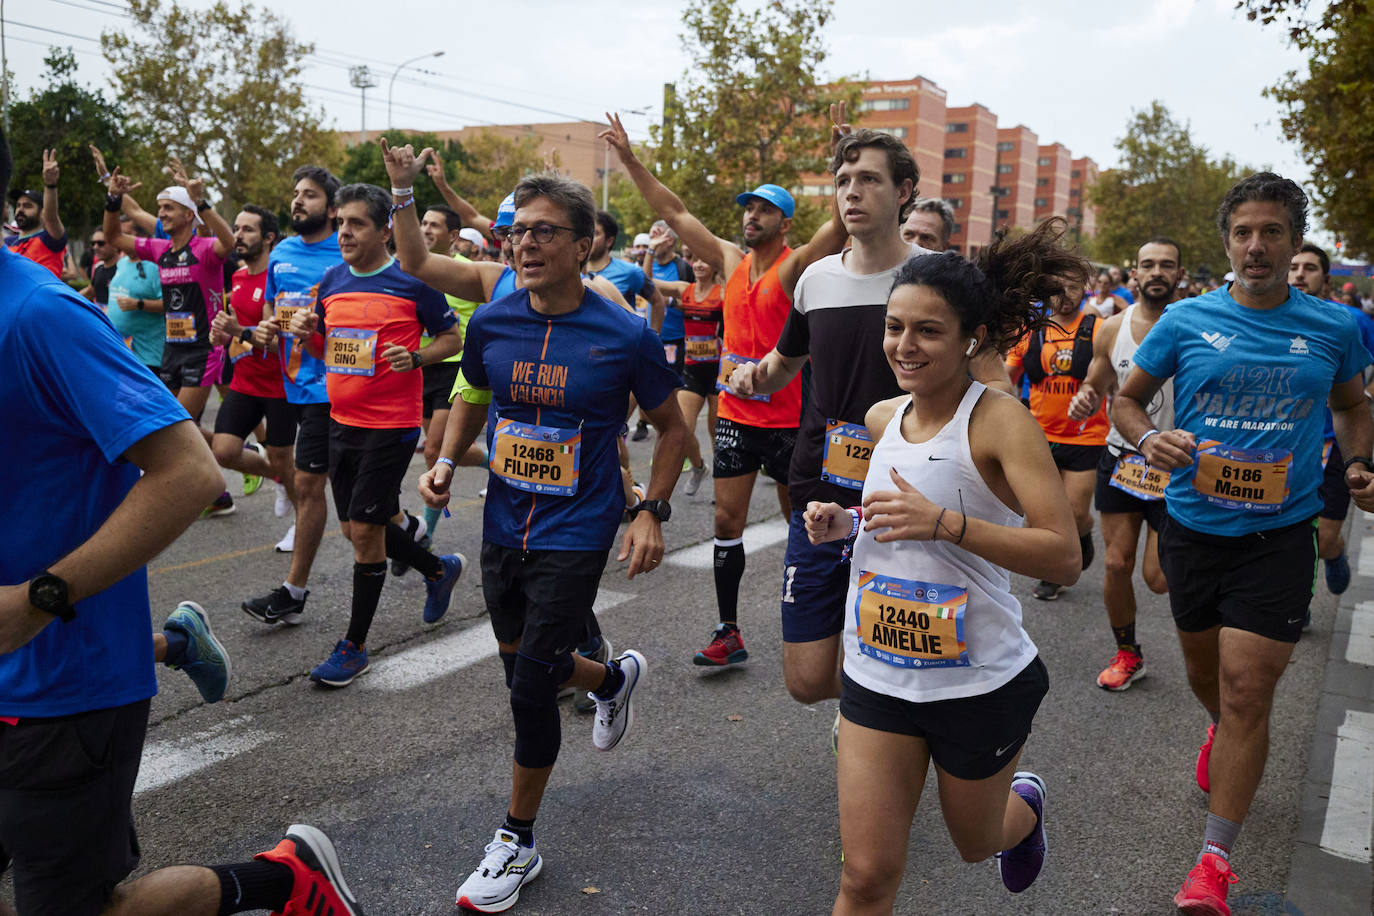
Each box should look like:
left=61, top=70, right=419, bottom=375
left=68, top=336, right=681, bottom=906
left=242, top=586, right=307, bottom=626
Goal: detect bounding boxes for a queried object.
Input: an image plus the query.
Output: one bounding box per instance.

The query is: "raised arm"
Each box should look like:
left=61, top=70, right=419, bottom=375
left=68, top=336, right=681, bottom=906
left=382, top=139, right=504, bottom=301
left=600, top=112, right=741, bottom=280
left=427, top=152, right=495, bottom=240
left=777, top=190, right=846, bottom=301
left=102, top=171, right=140, bottom=258
left=39, top=149, right=65, bottom=241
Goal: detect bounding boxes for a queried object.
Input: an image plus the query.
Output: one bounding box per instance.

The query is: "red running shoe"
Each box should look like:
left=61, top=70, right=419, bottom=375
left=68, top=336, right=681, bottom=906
left=255, top=824, right=364, bottom=915
left=1173, top=852, right=1237, bottom=915
left=1196, top=722, right=1215, bottom=793
left=1096, top=647, right=1146, bottom=691
left=693, top=624, right=748, bottom=666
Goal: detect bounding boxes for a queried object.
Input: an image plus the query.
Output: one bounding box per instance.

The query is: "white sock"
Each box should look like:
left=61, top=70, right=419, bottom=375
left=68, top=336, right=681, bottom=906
left=283, top=581, right=306, bottom=600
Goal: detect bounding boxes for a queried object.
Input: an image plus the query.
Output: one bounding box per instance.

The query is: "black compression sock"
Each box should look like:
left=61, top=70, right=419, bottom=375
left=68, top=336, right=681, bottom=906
left=384, top=521, right=443, bottom=578
left=713, top=539, right=745, bottom=624
left=344, top=561, right=387, bottom=647
left=502, top=812, right=536, bottom=847
left=1111, top=624, right=1139, bottom=653
left=593, top=658, right=625, bottom=699
left=211, top=860, right=293, bottom=915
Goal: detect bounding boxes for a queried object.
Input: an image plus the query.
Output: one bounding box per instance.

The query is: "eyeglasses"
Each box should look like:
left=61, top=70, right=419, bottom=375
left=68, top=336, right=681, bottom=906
left=91, top=239, right=107, bottom=246
left=489, top=225, right=512, bottom=242
left=507, top=224, right=574, bottom=245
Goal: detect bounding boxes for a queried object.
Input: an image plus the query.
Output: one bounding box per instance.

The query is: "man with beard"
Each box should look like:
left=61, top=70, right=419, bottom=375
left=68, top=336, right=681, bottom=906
left=601, top=111, right=845, bottom=669
left=586, top=209, right=665, bottom=334
left=1068, top=238, right=1181, bottom=691
left=1287, top=242, right=1374, bottom=598
left=207, top=205, right=295, bottom=500
left=240, top=165, right=343, bottom=626
left=5, top=149, right=66, bottom=277
left=900, top=197, right=953, bottom=252
left=1113, top=174, right=1374, bottom=915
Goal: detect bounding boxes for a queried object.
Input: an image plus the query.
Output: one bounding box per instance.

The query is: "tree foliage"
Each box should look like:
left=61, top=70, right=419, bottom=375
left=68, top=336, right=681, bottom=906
left=1087, top=102, right=1247, bottom=273
left=6, top=49, right=150, bottom=243
left=653, top=0, right=862, bottom=241
left=100, top=0, right=343, bottom=215
left=339, top=130, right=472, bottom=214
left=1238, top=0, right=1374, bottom=258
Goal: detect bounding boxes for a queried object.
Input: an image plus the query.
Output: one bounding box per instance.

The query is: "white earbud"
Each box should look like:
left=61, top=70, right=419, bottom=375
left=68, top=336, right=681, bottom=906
left=965, top=338, right=979, bottom=357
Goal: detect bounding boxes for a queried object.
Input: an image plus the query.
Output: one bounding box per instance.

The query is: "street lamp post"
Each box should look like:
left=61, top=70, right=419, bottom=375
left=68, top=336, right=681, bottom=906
left=388, top=50, right=445, bottom=130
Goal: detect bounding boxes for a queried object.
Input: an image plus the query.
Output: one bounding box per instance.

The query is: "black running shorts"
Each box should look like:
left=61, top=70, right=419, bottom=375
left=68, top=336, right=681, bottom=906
left=840, top=657, right=1049, bottom=781
left=214, top=389, right=297, bottom=447
left=1094, top=448, right=1168, bottom=531
left=327, top=421, right=419, bottom=525
left=1158, top=514, right=1317, bottom=644
left=294, top=402, right=331, bottom=475
left=0, top=700, right=149, bottom=916
left=713, top=416, right=796, bottom=482
left=480, top=543, right=609, bottom=660
left=1049, top=441, right=1104, bottom=473
left=421, top=360, right=461, bottom=419
left=681, top=361, right=718, bottom=399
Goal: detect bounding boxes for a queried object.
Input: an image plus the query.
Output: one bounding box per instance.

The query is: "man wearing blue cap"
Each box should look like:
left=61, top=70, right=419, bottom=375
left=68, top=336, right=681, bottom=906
left=601, top=112, right=847, bottom=670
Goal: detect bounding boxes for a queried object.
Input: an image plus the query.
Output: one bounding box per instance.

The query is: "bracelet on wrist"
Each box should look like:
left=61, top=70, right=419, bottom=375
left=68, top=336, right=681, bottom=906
left=391, top=198, right=415, bottom=213
left=436, top=457, right=456, bottom=469
left=104, top=193, right=123, bottom=213
left=1136, top=428, right=1160, bottom=451
left=44, top=183, right=57, bottom=189
left=845, top=506, right=861, bottom=540
left=98, top=172, right=111, bottom=182
left=196, top=200, right=212, bottom=212
left=1344, top=455, right=1373, bottom=473
left=390, top=186, right=414, bottom=197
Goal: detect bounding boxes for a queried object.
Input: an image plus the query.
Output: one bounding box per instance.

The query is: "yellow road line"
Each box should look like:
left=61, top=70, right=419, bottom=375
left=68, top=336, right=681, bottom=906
left=148, top=497, right=483, bottom=577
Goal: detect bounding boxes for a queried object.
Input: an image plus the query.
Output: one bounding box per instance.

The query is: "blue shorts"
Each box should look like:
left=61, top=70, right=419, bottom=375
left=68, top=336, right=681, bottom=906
left=781, top=508, right=850, bottom=642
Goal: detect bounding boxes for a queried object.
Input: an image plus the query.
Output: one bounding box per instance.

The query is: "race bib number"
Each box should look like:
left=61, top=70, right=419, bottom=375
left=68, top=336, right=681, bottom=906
left=685, top=335, right=720, bottom=364
left=853, top=571, right=969, bottom=669
left=326, top=328, right=377, bottom=376
left=1192, top=440, right=1290, bottom=512
left=490, top=418, right=581, bottom=496
left=273, top=292, right=312, bottom=334
left=228, top=337, right=252, bottom=363
left=164, top=311, right=196, bottom=343
left=821, top=420, right=873, bottom=490
left=716, top=352, right=769, bottom=402
left=1108, top=453, right=1169, bottom=501
left=1322, top=438, right=1334, bottom=470
left=664, top=343, right=678, bottom=364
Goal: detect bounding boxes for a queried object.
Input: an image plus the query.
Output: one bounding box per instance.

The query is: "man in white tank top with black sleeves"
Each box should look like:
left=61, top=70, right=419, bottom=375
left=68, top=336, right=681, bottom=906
left=1068, top=237, right=1182, bottom=691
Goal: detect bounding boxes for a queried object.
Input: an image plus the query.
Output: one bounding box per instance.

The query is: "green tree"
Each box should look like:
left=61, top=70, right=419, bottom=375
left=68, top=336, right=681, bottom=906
left=653, top=0, right=862, bottom=240
left=1239, top=0, right=1374, bottom=258
left=7, top=49, right=149, bottom=244
left=1088, top=102, right=1247, bottom=272
left=339, top=130, right=472, bottom=215
left=449, top=131, right=551, bottom=218
left=100, top=0, right=343, bottom=215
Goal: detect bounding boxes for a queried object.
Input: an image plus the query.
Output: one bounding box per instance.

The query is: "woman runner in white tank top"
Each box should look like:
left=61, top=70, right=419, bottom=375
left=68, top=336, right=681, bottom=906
left=805, top=221, right=1088, bottom=912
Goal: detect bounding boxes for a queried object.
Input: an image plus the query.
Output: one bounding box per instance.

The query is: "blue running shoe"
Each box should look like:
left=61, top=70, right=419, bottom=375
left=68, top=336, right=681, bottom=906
left=999, top=771, right=1047, bottom=893
left=1326, top=552, right=1351, bottom=596
left=310, top=639, right=370, bottom=687
left=423, top=553, right=466, bottom=624
left=163, top=601, right=231, bottom=703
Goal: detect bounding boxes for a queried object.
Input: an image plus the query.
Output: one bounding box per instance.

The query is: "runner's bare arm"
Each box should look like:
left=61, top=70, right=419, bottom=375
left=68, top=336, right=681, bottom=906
left=1067, top=314, right=1121, bottom=420
left=102, top=171, right=140, bottom=257
left=39, top=149, right=65, bottom=241
left=420, top=395, right=489, bottom=509
left=382, top=139, right=503, bottom=301
left=0, top=419, right=221, bottom=654
left=599, top=112, right=742, bottom=279
left=1330, top=373, right=1374, bottom=511
left=732, top=346, right=808, bottom=397
left=1115, top=366, right=1195, bottom=469
left=426, top=153, right=495, bottom=240
left=644, top=277, right=667, bottom=334
left=777, top=192, right=846, bottom=301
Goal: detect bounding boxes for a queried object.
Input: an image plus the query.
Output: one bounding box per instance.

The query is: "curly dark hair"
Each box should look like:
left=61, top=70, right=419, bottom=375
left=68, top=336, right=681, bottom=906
left=890, top=218, right=1090, bottom=355
left=1216, top=172, right=1308, bottom=242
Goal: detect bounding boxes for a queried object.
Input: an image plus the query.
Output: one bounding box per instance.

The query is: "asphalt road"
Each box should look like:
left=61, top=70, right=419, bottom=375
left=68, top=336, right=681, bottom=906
left=22, top=410, right=1352, bottom=915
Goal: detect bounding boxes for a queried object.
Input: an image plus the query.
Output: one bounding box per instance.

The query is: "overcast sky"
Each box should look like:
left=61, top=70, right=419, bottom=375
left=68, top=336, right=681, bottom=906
left=10, top=0, right=1314, bottom=213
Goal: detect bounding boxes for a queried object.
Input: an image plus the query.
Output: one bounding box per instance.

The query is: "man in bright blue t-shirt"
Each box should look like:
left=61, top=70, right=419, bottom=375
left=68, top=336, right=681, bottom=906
left=391, top=160, right=688, bottom=911
left=1114, top=172, right=1374, bottom=915
left=0, top=133, right=363, bottom=915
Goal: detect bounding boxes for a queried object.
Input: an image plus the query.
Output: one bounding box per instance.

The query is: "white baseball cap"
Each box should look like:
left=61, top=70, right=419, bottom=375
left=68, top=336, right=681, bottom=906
left=458, top=227, right=485, bottom=248
left=632, top=232, right=652, bottom=247
left=157, top=186, right=203, bottom=227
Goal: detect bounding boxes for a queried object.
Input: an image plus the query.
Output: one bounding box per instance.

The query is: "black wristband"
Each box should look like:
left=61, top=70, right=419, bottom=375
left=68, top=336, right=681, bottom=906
left=44, top=183, right=57, bottom=189
left=136, top=299, right=144, bottom=310
left=196, top=200, right=212, bottom=212
left=104, top=193, right=123, bottom=212
left=1344, top=455, right=1373, bottom=473
left=240, top=328, right=254, bottom=344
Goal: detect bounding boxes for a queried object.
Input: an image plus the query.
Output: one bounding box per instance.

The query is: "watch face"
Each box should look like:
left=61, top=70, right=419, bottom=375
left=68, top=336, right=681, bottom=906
left=32, top=577, right=65, bottom=610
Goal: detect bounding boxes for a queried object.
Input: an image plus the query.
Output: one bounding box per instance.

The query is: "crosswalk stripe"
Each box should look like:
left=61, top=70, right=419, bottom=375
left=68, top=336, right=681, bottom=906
left=1320, top=709, right=1374, bottom=862
left=664, top=518, right=791, bottom=569
left=136, top=716, right=274, bottom=795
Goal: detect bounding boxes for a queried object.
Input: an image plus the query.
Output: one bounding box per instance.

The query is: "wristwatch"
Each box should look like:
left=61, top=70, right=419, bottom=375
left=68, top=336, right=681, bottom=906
left=409, top=350, right=423, bottom=370
left=631, top=499, right=672, bottom=523
left=29, top=572, right=76, bottom=623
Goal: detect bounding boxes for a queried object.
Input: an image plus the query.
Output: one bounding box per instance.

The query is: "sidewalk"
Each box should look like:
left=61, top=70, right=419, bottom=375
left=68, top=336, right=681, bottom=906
left=1287, top=510, right=1374, bottom=915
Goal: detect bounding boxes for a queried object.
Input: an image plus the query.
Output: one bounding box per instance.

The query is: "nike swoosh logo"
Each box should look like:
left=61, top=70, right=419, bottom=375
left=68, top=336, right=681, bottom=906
left=1286, top=617, right=1303, bottom=625
left=927, top=456, right=950, bottom=461
left=995, top=741, right=1017, bottom=757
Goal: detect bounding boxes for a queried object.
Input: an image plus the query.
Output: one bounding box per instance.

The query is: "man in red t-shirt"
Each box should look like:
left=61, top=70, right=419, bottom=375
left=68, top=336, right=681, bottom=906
left=4, top=149, right=66, bottom=278
left=209, top=206, right=295, bottom=496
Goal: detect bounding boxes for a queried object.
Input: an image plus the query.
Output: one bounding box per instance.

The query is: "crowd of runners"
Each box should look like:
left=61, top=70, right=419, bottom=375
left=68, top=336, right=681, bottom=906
left=3, top=93, right=1372, bottom=916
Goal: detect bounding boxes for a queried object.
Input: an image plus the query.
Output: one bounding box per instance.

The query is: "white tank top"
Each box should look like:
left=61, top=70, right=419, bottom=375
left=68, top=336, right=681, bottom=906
left=1105, top=304, right=1175, bottom=453
left=842, top=382, right=1038, bottom=703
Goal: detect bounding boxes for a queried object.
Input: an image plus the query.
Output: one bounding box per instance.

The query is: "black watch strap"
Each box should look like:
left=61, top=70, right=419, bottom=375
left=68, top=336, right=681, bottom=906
left=632, top=499, right=671, bottom=522
left=1344, top=455, right=1374, bottom=473
left=29, top=572, right=76, bottom=623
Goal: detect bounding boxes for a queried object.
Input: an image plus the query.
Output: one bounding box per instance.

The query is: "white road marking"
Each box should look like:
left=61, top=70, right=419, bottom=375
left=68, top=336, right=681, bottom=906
left=664, top=518, right=792, bottom=569
left=1359, top=536, right=1374, bottom=578
left=1320, top=709, right=1374, bottom=863
left=136, top=716, right=274, bottom=795
left=365, top=590, right=634, bottom=691
left=1349, top=601, right=1374, bottom=667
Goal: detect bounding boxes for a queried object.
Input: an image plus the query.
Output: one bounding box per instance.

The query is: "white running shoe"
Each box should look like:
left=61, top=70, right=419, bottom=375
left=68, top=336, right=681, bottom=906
left=592, top=650, right=645, bottom=751
left=274, top=481, right=292, bottom=518
left=683, top=462, right=710, bottom=496
left=455, top=830, right=542, bottom=913
left=275, top=524, right=296, bottom=553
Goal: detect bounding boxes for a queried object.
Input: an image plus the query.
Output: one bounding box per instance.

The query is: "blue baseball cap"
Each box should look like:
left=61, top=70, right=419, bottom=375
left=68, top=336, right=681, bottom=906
left=494, top=192, right=516, bottom=228
left=735, top=183, right=794, bottom=219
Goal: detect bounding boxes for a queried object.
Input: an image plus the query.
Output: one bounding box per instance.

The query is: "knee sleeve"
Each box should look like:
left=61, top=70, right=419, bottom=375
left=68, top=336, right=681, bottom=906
left=509, top=652, right=575, bottom=769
